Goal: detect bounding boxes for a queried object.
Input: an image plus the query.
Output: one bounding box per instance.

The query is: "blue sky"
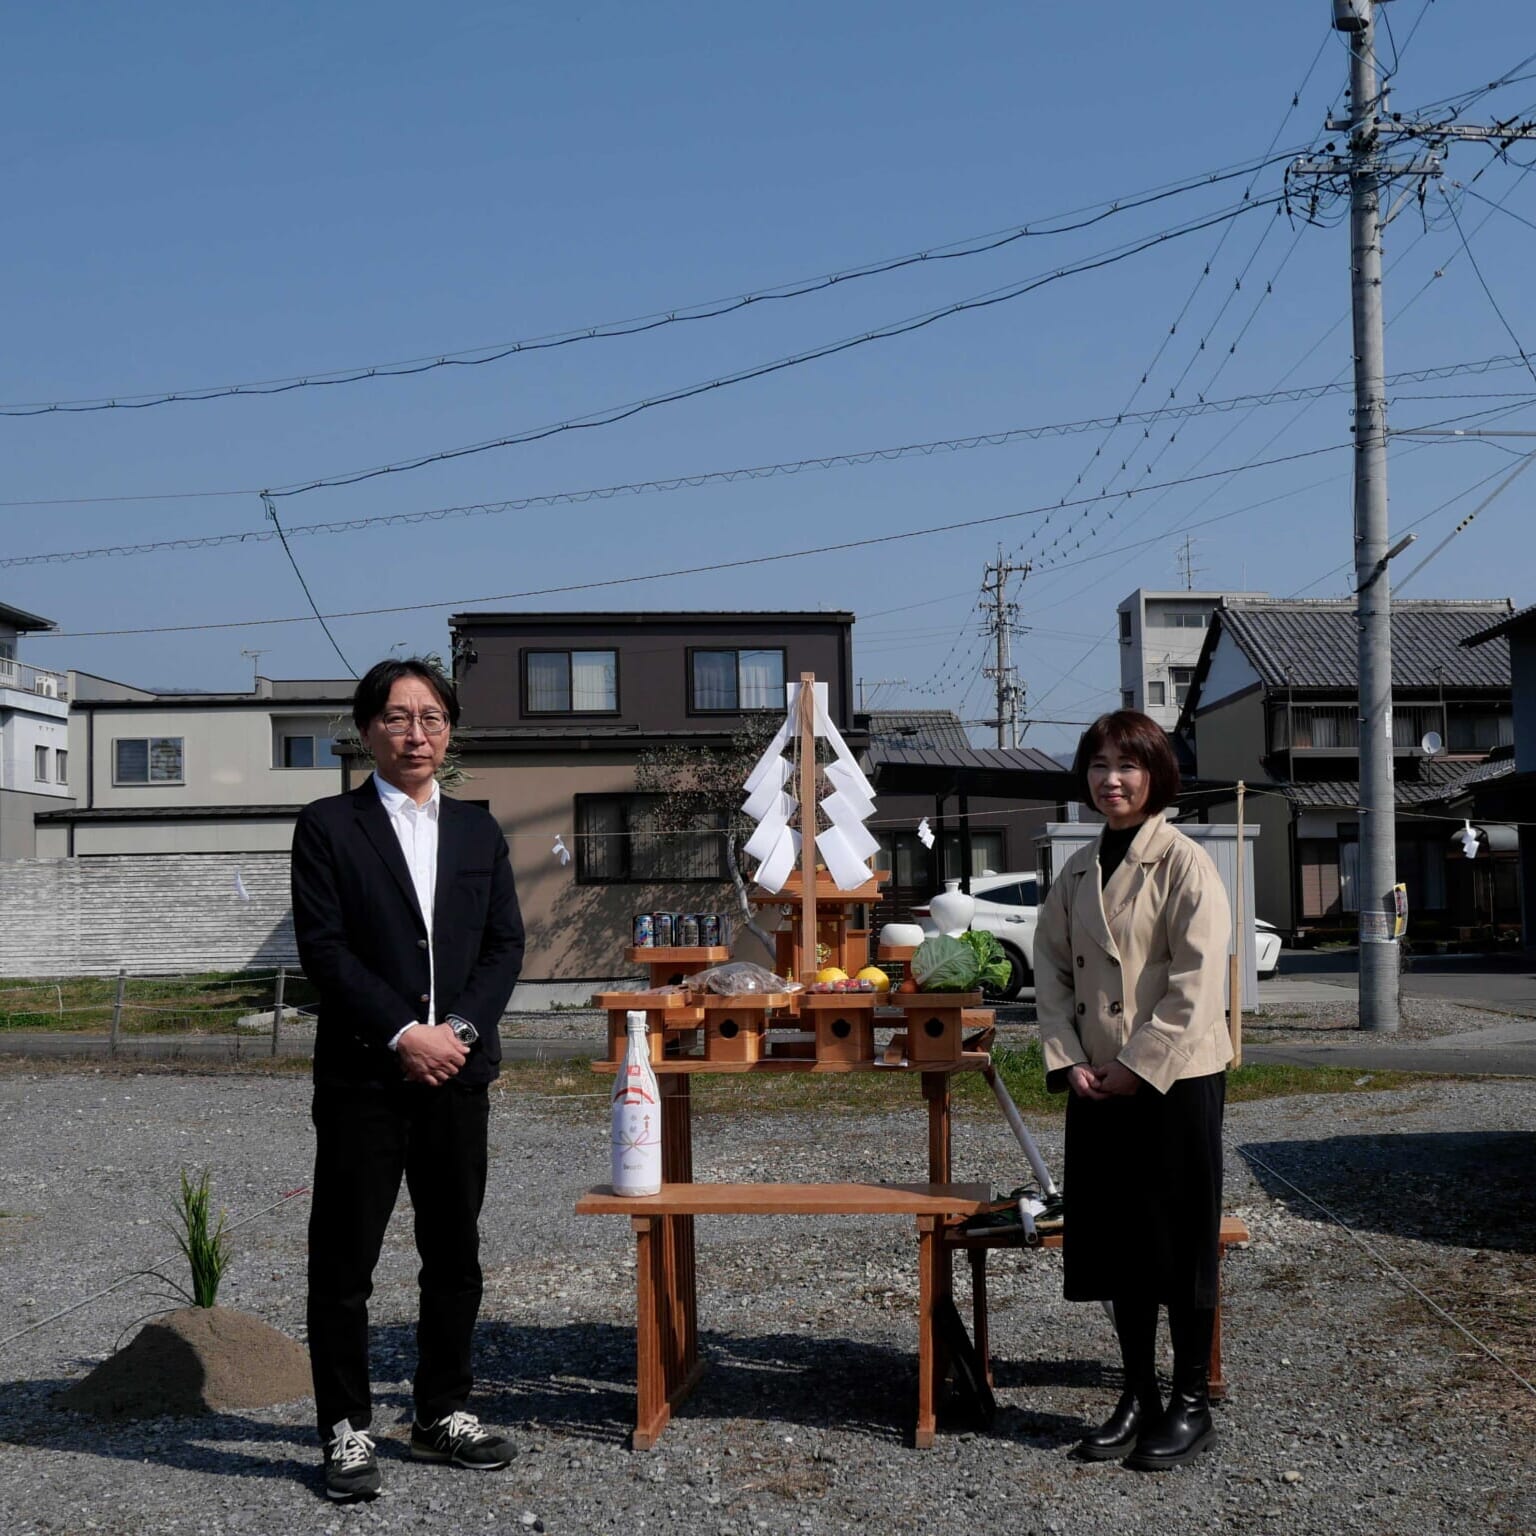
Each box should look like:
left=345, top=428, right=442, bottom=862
left=6, top=1, right=1535, bottom=756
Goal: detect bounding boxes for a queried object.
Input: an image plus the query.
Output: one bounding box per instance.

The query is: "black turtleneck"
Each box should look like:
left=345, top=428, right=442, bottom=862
left=1098, top=821, right=1144, bottom=888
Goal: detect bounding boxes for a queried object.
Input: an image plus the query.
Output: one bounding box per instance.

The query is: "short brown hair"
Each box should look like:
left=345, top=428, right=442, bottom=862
left=1071, top=710, right=1181, bottom=815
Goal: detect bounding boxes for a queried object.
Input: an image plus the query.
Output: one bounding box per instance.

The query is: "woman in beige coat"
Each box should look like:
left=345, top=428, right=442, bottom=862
left=1035, top=710, right=1232, bottom=1470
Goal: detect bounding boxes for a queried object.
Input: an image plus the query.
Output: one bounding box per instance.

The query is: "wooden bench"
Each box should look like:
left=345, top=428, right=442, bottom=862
left=576, top=1180, right=992, bottom=1448
left=942, top=1213, right=1252, bottom=1400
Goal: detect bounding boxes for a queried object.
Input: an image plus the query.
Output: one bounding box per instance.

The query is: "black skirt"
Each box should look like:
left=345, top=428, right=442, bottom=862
left=1061, top=1070, right=1226, bottom=1307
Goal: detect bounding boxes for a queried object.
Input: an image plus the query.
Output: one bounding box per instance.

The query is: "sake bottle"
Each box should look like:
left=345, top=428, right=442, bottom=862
left=611, top=1010, right=662, bottom=1196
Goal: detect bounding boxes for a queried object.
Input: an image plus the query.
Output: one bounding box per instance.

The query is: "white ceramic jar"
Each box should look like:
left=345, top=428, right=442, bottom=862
left=928, top=879, right=976, bottom=938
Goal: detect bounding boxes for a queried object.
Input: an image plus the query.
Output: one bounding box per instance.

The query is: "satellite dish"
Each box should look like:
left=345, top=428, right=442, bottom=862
left=1420, top=730, right=1444, bottom=756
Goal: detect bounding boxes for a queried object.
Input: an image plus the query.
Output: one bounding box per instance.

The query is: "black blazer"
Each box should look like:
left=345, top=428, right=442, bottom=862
left=291, top=779, right=525, bottom=1086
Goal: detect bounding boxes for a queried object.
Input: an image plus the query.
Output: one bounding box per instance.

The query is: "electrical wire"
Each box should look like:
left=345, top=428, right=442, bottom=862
left=33, top=440, right=1357, bottom=641
left=6, top=352, right=1524, bottom=570
left=259, top=493, right=357, bottom=679
left=0, top=149, right=1312, bottom=418
left=256, top=195, right=1289, bottom=502
left=1441, top=188, right=1536, bottom=386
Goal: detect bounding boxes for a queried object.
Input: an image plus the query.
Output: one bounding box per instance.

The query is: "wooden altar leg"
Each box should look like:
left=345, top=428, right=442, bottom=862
left=631, top=1215, right=670, bottom=1449
left=915, top=1215, right=940, bottom=1448
left=922, top=1072, right=951, bottom=1183
left=660, top=1077, right=700, bottom=1400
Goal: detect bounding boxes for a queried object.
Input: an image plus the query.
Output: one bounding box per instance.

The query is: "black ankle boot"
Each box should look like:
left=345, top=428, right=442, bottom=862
left=1124, top=1368, right=1216, bottom=1470
left=1073, top=1380, right=1161, bottom=1461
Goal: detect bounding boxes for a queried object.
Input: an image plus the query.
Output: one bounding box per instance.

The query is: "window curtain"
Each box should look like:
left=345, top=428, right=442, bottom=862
left=692, top=651, right=737, bottom=709
left=738, top=650, right=783, bottom=709
left=570, top=651, right=616, bottom=711
left=527, top=653, right=569, bottom=712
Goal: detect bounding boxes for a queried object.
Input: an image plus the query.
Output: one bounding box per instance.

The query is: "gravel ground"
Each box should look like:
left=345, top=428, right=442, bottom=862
left=1, top=1068, right=1532, bottom=1536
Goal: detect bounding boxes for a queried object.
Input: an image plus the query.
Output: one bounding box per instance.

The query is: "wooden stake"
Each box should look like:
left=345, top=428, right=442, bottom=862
left=797, top=673, right=819, bottom=984
left=1229, top=780, right=1245, bottom=1069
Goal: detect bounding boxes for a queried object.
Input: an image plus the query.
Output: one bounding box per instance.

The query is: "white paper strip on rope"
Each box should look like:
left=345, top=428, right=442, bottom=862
left=743, top=769, right=793, bottom=822
left=743, top=721, right=792, bottom=793
left=755, top=825, right=801, bottom=893
left=821, top=783, right=875, bottom=828
left=824, top=756, right=877, bottom=807
left=821, top=811, right=880, bottom=863
left=815, top=825, right=873, bottom=890
left=743, top=799, right=796, bottom=862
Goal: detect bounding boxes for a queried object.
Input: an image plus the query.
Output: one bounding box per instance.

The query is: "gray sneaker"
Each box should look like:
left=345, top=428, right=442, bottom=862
left=410, top=1410, right=513, bottom=1469
left=323, top=1420, right=381, bottom=1501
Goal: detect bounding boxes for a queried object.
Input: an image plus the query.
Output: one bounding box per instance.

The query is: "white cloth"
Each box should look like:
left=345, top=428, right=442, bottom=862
left=373, top=772, right=441, bottom=1047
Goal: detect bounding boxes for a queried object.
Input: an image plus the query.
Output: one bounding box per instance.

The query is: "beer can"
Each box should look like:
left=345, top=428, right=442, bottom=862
left=716, top=913, right=732, bottom=948
left=632, top=912, right=654, bottom=948
left=699, top=913, right=721, bottom=947
left=653, top=911, right=674, bottom=948
left=679, top=913, right=700, bottom=947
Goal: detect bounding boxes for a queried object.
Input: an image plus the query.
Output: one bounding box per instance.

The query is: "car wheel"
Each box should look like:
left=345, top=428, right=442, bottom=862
left=986, top=943, right=1030, bottom=1002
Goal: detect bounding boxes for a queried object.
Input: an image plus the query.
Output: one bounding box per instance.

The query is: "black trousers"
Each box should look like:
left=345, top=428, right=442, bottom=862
left=307, top=1079, right=490, bottom=1437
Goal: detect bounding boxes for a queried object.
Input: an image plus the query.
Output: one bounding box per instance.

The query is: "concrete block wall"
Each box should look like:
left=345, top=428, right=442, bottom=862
left=0, top=853, right=297, bottom=977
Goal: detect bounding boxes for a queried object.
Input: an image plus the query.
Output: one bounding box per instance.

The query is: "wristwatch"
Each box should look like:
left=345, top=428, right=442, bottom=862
left=445, top=1015, right=479, bottom=1046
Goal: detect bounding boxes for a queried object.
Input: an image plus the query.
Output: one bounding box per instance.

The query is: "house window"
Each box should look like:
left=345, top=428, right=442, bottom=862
left=1147, top=680, right=1167, bottom=707
left=0, top=639, right=14, bottom=660
left=525, top=650, right=618, bottom=714
left=34, top=745, right=48, bottom=782
left=55, top=748, right=67, bottom=784
left=272, top=715, right=342, bottom=769
left=1170, top=667, right=1195, bottom=707
left=1121, top=690, right=1135, bottom=710
left=575, top=794, right=725, bottom=883
left=690, top=649, right=786, bottom=712
left=114, top=736, right=184, bottom=785
left=1118, top=611, right=1132, bottom=642
left=1446, top=707, right=1514, bottom=753
left=1154, top=610, right=1208, bottom=629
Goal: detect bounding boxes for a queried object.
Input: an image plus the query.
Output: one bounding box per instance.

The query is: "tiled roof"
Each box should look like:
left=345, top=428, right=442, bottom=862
left=865, top=710, right=974, bottom=752
left=1216, top=599, right=1512, bottom=689
left=870, top=740, right=1066, bottom=774
left=1280, top=779, right=1453, bottom=809
left=1462, top=600, right=1536, bottom=648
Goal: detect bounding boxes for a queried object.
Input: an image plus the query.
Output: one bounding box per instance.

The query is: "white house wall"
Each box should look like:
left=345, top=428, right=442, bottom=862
left=78, top=706, right=344, bottom=810
left=1199, top=633, right=1264, bottom=710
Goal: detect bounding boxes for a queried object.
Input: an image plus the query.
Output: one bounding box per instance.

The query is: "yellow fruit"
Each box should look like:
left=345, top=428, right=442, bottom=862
left=815, top=966, right=848, bottom=983
left=855, top=966, right=890, bottom=990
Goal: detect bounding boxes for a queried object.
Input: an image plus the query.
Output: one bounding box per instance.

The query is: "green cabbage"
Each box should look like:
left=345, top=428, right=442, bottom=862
left=911, top=935, right=980, bottom=992
left=958, top=929, right=1013, bottom=993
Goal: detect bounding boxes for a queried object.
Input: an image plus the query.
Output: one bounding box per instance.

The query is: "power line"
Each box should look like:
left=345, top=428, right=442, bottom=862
left=259, top=493, right=357, bottom=679
left=34, top=439, right=1356, bottom=641
left=1441, top=188, right=1536, bottom=386
left=6, top=351, right=1525, bottom=568
left=0, top=149, right=1313, bottom=418
left=253, top=194, right=1287, bottom=501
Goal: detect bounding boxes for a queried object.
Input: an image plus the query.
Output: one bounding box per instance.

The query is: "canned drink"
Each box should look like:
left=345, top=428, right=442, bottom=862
left=679, top=913, right=700, bottom=947
left=716, top=913, right=732, bottom=948
left=699, top=913, right=720, bottom=947
left=632, top=913, right=654, bottom=948
left=653, top=911, right=674, bottom=948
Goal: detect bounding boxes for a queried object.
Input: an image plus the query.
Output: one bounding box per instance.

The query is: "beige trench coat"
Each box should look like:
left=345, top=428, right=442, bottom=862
left=1036, top=813, right=1233, bottom=1095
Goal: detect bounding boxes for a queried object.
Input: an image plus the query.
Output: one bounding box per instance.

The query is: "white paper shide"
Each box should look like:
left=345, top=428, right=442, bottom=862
left=610, top=1011, right=662, bottom=1196
left=742, top=681, right=881, bottom=894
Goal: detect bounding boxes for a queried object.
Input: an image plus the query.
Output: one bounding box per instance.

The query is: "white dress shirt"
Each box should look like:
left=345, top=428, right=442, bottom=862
left=373, top=772, right=440, bottom=1047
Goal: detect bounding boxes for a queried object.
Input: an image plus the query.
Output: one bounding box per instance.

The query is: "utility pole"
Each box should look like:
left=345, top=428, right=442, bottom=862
left=1295, top=0, right=1536, bottom=1031
left=980, top=550, right=1029, bottom=748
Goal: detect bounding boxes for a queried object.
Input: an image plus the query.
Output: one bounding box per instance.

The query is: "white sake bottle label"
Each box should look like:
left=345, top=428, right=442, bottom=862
left=611, top=1010, right=662, bottom=1196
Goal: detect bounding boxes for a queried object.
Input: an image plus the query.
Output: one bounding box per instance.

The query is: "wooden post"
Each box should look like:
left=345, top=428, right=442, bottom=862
left=271, top=966, right=287, bottom=1058
left=1229, top=780, right=1245, bottom=1070
left=109, top=967, right=126, bottom=1058
left=797, top=673, right=819, bottom=984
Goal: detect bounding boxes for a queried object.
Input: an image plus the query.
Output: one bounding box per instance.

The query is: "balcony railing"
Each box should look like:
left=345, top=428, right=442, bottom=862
left=1273, top=703, right=1446, bottom=753
left=0, top=658, right=68, bottom=702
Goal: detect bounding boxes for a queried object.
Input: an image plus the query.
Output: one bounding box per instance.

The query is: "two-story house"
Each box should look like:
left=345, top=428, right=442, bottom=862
left=0, top=601, right=74, bottom=859
left=1178, top=597, right=1514, bottom=940
left=344, top=611, right=859, bottom=997
left=35, top=674, right=353, bottom=856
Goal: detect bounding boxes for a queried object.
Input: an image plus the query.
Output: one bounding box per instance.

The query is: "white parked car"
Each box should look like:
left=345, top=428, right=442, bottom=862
left=913, top=874, right=1283, bottom=995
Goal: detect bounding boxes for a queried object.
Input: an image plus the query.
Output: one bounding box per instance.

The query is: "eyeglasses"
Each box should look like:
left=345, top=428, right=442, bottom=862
left=378, top=710, right=450, bottom=736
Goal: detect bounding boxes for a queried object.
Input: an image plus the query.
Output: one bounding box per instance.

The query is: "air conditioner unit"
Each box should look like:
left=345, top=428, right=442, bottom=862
left=35, top=675, right=58, bottom=698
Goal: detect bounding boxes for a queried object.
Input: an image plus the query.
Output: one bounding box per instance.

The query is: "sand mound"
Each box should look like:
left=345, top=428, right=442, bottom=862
left=57, top=1306, right=311, bottom=1419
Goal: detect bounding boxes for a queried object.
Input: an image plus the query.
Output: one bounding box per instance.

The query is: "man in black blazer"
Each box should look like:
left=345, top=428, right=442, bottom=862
left=291, top=658, right=524, bottom=1501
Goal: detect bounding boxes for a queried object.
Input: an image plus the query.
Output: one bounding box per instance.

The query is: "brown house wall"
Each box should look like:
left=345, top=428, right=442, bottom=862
left=454, top=616, right=853, bottom=733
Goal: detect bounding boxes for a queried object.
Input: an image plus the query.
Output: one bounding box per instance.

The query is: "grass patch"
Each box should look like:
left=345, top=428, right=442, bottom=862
left=495, top=1040, right=1424, bottom=1115
left=0, top=971, right=319, bottom=1035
